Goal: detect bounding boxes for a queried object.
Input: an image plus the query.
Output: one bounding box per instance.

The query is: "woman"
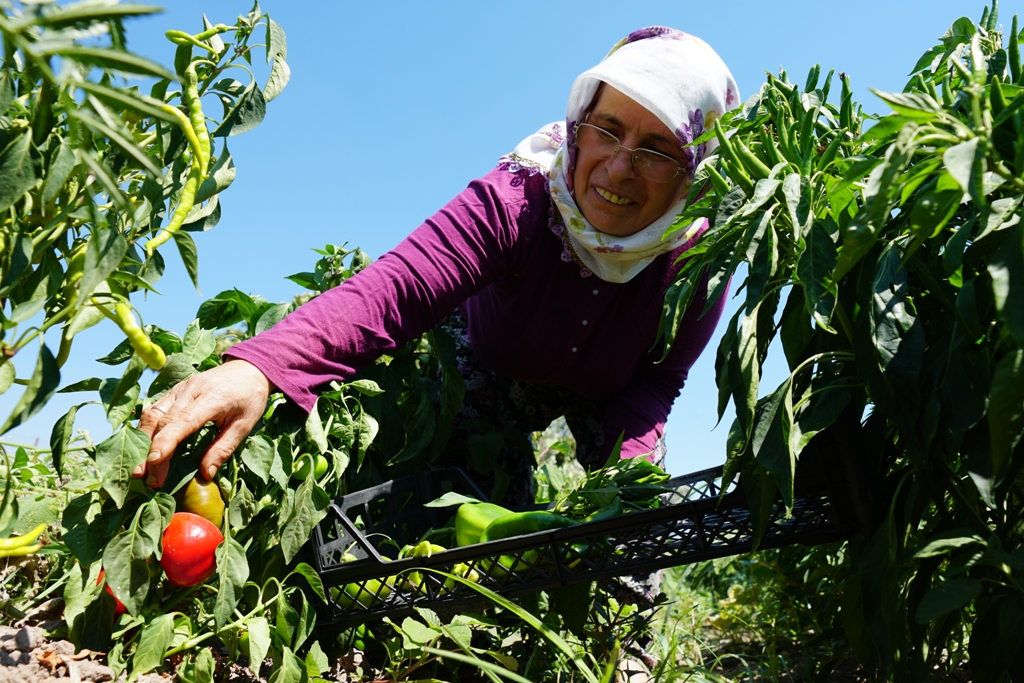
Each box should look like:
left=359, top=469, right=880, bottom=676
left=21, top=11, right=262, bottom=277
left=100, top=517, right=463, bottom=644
left=135, top=27, right=738, bottom=506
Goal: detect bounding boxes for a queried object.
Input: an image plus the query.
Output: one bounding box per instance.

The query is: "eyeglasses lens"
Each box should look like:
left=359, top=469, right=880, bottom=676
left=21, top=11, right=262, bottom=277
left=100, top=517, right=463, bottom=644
left=576, top=124, right=680, bottom=183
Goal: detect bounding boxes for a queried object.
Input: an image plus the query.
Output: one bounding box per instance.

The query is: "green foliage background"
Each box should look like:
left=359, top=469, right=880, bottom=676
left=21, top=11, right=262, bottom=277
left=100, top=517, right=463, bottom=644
left=662, top=2, right=1024, bottom=680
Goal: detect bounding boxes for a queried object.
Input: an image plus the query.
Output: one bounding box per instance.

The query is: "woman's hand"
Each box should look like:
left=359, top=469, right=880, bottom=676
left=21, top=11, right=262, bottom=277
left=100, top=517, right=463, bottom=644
left=136, top=359, right=271, bottom=488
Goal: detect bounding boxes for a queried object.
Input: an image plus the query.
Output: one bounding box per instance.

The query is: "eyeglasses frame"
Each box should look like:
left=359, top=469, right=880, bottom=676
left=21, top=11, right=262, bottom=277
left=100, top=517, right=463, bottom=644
left=573, top=121, right=686, bottom=183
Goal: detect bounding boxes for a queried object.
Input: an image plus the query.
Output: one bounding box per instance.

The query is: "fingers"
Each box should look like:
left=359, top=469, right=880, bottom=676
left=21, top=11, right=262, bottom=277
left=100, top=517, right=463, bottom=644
left=145, top=458, right=171, bottom=489
left=134, top=360, right=272, bottom=488
left=199, top=418, right=257, bottom=480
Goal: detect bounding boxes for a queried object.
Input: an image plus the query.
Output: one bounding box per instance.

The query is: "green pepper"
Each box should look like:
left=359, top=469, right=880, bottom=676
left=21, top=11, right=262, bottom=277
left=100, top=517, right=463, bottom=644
left=333, top=552, right=394, bottom=610
left=145, top=62, right=210, bottom=256
left=480, top=511, right=575, bottom=543
left=580, top=497, right=623, bottom=523
left=398, top=541, right=447, bottom=595
left=455, top=502, right=511, bottom=546
left=96, top=301, right=166, bottom=370
left=0, top=523, right=45, bottom=558
left=1010, top=15, right=1020, bottom=85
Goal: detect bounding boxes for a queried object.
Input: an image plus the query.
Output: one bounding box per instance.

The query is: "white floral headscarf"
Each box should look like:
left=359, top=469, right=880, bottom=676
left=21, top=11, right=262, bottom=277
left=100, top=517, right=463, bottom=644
left=504, top=27, right=739, bottom=283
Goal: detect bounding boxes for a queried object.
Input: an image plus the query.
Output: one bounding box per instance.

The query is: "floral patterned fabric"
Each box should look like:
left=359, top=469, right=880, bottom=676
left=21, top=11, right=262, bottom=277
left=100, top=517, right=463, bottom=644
left=505, top=26, right=739, bottom=283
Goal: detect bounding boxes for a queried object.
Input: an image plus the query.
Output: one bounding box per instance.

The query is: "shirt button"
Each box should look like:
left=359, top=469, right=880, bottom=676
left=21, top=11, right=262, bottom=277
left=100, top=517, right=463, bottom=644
left=581, top=320, right=588, bottom=326
left=571, top=347, right=578, bottom=353
left=592, top=289, right=599, bottom=295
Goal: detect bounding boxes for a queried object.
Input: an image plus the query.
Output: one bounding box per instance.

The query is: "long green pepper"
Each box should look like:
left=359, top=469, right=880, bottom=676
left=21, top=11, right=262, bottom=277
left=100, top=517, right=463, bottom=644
left=1011, top=14, right=1021, bottom=85
left=732, top=136, right=771, bottom=180
left=712, top=120, right=754, bottom=194
left=145, top=56, right=212, bottom=256
left=759, top=125, right=783, bottom=167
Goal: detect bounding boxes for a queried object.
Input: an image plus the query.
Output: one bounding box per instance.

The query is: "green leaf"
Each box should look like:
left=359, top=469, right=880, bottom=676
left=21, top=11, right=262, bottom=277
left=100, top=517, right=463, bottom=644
left=241, top=434, right=274, bottom=485
left=95, top=426, right=150, bottom=508
left=79, top=227, right=128, bottom=304
left=389, top=380, right=433, bottom=467
left=188, top=648, right=217, bottom=683
left=304, top=641, right=328, bottom=677
left=268, top=646, right=307, bottom=683
left=872, top=90, right=944, bottom=121
left=987, top=224, right=1024, bottom=345
left=740, top=178, right=781, bottom=218
left=910, top=187, right=962, bottom=239
left=289, top=562, right=327, bottom=603
left=278, top=476, right=329, bottom=563
left=103, top=499, right=163, bottom=616
left=266, top=17, right=287, bottom=61
left=68, top=108, right=161, bottom=177
left=743, top=207, right=777, bottom=313
left=915, top=579, right=981, bottom=623
left=41, top=138, right=75, bottom=204
left=104, top=353, right=145, bottom=417
left=0, top=360, right=13, bottom=397
left=173, top=230, right=201, bottom=293
left=132, top=614, right=175, bottom=675
left=783, top=173, right=812, bottom=242
left=62, top=562, right=101, bottom=639
left=751, top=379, right=795, bottom=509
left=401, top=616, right=442, bottom=651
left=795, top=221, right=838, bottom=332
left=423, top=491, right=482, bottom=508
left=271, top=437, right=291, bottom=488
left=212, top=80, right=267, bottom=137
left=61, top=492, right=107, bottom=566
left=195, top=148, right=237, bottom=204
left=254, top=302, right=290, bottom=334
left=1, top=344, right=60, bottom=436
left=304, top=399, right=329, bottom=456
left=790, top=382, right=850, bottom=454
left=264, top=58, right=291, bottom=103
left=214, top=536, right=248, bottom=630
left=835, top=126, right=917, bottom=280
left=245, top=616, right=272, bottom=668
left=100, top=377, right=139, bottom=429
left=734, top=307, right=761, bottom=437
left=148, top=353, right=197, bottom=400
left=943, top=137, right=986, bottom=204
left=48, top=404, right=79, bottom=479
left=197, top=289, right=259, bottom=329
left=913, top=529, right=985, bottom=558
left=978, top=196, right=1022, bottom=242
left=74, top=80, right=181, bottom=126
left=23, top=4, right=162, bottom=29
left=550, top=582, right=592, bottom=637
left=0, top=132, right=43, bottom=215
left=182, top=322, right=217, bottom=365
left=988, top=348, right=1024, bottom=480
left=45, top=46, right=176, bottom=80
left=866, top=244, right=924, bottom=444
left=346, top=379, right=382, bottom=397
left=424, top=647, right=536, bottom=683
left=77, top=148, right=129, bottom=210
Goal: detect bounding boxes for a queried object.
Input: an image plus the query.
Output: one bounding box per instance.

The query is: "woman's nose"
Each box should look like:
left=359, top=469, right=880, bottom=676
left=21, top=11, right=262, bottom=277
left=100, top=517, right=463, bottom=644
left=605, top=146, right=638, bottom=180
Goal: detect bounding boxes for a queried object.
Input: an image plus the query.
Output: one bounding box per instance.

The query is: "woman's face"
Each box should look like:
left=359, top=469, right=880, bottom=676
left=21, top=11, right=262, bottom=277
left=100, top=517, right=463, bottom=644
left=572, top=85, right=690, bottom=237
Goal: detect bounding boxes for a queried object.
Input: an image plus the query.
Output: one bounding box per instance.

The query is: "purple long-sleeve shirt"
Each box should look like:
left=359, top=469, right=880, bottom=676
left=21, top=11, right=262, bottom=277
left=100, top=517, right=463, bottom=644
left=226, top=165, right=725, bottom=459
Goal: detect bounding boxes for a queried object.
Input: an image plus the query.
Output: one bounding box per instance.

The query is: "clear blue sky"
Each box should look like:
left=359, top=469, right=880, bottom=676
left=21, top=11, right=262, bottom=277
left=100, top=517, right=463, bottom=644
left=1, top=0, right=1010, bottom=476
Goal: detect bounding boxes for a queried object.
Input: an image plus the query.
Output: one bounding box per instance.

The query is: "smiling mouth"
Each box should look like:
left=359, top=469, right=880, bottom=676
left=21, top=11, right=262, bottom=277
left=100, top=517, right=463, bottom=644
left=595, top=187, right=634, bottom=206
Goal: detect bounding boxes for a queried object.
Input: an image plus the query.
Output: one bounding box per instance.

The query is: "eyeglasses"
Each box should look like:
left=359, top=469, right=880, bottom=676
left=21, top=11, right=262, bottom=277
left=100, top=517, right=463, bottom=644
left=574, top=122, right=685, bottom=183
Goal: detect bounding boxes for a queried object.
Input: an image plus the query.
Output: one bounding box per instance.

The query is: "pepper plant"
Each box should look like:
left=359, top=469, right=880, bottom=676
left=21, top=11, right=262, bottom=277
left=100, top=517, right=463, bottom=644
left=663, top=3, right=1024, bottom=679
left=0, top=0, right=289, bottom=436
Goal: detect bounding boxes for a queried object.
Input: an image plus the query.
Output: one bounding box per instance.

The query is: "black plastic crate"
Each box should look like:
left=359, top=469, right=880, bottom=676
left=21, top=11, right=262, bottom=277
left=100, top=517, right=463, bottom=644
left=309, top=444, right=870, bottom=627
